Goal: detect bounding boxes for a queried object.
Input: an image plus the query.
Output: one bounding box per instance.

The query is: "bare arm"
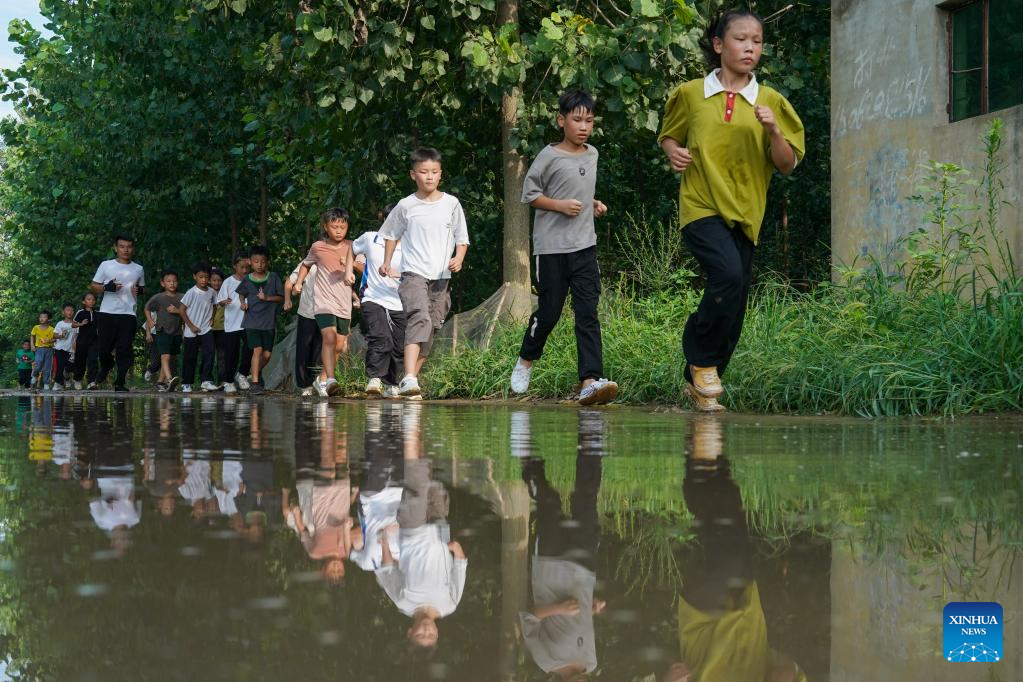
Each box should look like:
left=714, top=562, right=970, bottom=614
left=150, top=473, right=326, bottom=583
left=530, top=195, right=582, bottom=217
left=660, top=137, right=693, bottom=173
left=754, top=105, right=797, bottom=175
left=178, top=302, right=199, bottom=335
left=379, top=239, right=397, bottom=276
left=344, top=243, right=355, bottom=284
left=293, top=263, right=311, bottom=293
left=448, top=243, right=468, bottom=273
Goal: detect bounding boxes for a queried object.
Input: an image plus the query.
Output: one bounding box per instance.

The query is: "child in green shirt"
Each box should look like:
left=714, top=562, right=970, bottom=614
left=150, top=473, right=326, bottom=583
left=16, top=340, right=33, bottom=388
left=658, top=8, right=804, bottom=412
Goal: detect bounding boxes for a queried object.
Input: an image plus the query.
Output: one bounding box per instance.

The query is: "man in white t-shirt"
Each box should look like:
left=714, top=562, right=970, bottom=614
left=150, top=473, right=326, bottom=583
left=353, top=224, right=406, bottom=397
left=179, top=262, right=219, bottom=392
left=89, top=234, right=145, bottom=391
left=215, top=249, right=251, bottom=393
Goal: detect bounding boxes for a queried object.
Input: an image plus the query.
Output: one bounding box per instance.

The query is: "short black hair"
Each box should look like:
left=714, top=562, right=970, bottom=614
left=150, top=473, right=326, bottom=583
left=210, top=267, right=225, bottom=279
left=699, top=8, right=764, bottom=69
left=191, top=261, right=212, bottom=275
left=232, top=248, right=250, bottom=265
left=113, top=233, right=135, bottom=245
left=161, top=268, right=179, bottom=280
left=249, top=245, right=270, bottom=259
left=22, top=338, right=30, bottom=344
left=39, top=309, right=52, bottom=318
left=558, top=89, right=596, bottom=116
left=320, top=207, right=351, bottom=225
left=62, top=301, right=74, bottom=310
left=410, top=147, right=442, bottom=167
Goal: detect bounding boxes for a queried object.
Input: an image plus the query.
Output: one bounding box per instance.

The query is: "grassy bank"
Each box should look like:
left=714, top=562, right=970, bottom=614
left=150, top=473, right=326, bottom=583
left=389, top=280, right=1022, bottom=416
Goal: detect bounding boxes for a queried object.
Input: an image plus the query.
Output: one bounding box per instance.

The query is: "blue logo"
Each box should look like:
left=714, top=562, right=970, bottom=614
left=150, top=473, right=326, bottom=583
left=944, top=602, right=1002, bottom=662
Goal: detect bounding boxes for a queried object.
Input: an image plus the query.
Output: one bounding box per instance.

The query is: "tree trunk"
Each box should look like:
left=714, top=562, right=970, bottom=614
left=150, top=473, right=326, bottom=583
left=498, top=0, right=531, bottom=310
left=258, top=168, right=268, bottom=246
left=229, top=200, right=238, bottom=255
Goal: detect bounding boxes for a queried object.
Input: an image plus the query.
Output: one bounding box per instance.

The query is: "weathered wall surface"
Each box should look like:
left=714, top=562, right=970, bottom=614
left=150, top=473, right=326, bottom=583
left=831, top=0, right=1022, bottom=274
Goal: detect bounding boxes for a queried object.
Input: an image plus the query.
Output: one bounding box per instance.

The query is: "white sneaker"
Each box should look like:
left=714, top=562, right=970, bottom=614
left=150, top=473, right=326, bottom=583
left=383, top=384, right=400, bottom=399
left=325, top=378, right=342, bottom=396
left=300, top=386, right=315, bottom=397
left=579, top=378, right=618, bottom=406
left=168, top=376, right=181, bottom=392
left=200, top=381, right=219, bottom=392
left=223, top=382, right=237, bottom=394
left=53, top=383, right=64, bottom=391
left=510, top=359, right=532, bottom=394
left=365, top=378, right=383, bottom=396
left=144, top=370, right=153, bottom=382
left=235, top=373, right=250, bottom=390
left=313, top=379, right=329, bottom=398
left=398, top=375, right=421, bottom=398
left=181, top=384, right=193, bottom=393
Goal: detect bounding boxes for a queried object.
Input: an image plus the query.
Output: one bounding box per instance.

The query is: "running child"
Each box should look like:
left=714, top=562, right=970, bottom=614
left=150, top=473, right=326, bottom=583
left=144, top=270, right=184, bottom=391
left=72, top=292, right=100, bottom=390
left=378, top=148, right=470, bottom=398
left=658, top=8, right=804, bottom=412
left=216, top=249, right=251, bottom=393
left=30, top=310, right=56, bottom=390
left=236, top=245, right=284, bottom=393
left=52, top=303, right=77, bottom=390
left=178, top=261, right=219, bottom=393
left=210, top=268, right=226, bottom=387
left=509, top=90, right=618, bottom=406
left=284, top=253, right=321, bottom=396
left=294, top=208, right=355, bottom=398
left=90, top=234, right=145, bottom=392
left=15, top=340, right=33, bottom=388
left=353, top=205, right=406, bottom=398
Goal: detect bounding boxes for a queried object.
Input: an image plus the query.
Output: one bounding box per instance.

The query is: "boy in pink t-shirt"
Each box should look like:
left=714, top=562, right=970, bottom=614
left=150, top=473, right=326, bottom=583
left=294, top=208, right=355, bottom=397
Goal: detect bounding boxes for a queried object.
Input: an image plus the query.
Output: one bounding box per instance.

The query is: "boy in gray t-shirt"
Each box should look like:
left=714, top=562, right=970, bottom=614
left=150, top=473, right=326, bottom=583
left=510, top=90, right=618, bottom=406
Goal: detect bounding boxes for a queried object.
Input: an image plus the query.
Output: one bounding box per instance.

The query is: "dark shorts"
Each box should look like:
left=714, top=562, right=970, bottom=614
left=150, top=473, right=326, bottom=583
left=155, top=331, right=182, bottom=356
left=314, top=314, right=351, bottom=334
left=245, top=328, right=276, bottom=351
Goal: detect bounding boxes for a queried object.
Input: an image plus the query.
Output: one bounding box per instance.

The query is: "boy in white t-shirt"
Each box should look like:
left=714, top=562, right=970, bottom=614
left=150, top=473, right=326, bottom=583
left=216, top=249, right=251, bottom=393
left=353, top=210, right=406, bottom=397
left=52, top=302, right=78, bottom=390
left=89, top=234, right=145, bottom=392
left=283, top=257, right=321, bottom=396
left=379, top=148, right=469, bottom=399
left=178, top=262, right=219, bottom=393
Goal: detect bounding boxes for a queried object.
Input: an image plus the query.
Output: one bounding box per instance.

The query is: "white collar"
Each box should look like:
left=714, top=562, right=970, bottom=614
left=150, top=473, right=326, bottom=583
left=704, top=69, right=759, bottom=106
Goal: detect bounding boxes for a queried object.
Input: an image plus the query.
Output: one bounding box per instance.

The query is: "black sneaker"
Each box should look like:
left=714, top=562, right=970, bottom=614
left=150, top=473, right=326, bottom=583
left=114, top=385, right=129, bottom=393
left=248, top=382, right=264, bottom=394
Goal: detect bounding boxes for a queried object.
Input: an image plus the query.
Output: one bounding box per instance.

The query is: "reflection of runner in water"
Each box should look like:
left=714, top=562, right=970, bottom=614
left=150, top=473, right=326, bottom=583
left=350, top=404, right=403, bottom=571
left=87, top=401, right=140, bottom=555
left=519, top=410, right=606, bottom=680
left=375, top=404, right=467, bottom=650
left=662, top=417, right=803, bottom=682
left=285, top=408, right=354, bottom=585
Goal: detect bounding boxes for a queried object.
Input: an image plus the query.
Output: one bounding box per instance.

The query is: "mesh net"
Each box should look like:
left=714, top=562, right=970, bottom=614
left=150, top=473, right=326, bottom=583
left=263, top=282, right=533, bottom=391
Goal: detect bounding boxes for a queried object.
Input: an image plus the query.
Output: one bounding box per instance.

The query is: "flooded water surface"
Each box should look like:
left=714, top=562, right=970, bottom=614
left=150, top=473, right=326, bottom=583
left=0, top=395, right=1020, bottom=681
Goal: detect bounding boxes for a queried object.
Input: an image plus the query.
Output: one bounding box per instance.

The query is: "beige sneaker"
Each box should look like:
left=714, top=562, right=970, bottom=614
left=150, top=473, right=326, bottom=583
left=690, top=365, right=724, bottom=398
left=686, top=383, right=726, bottom=413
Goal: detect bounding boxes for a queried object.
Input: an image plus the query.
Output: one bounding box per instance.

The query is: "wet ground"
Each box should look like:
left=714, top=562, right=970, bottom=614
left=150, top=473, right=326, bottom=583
left=0, top=395, right=1019, bottom=681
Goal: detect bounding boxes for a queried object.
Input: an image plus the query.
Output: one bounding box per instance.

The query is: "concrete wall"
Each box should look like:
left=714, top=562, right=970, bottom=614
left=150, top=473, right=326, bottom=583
left=831, top=0, right=1023, bottom=274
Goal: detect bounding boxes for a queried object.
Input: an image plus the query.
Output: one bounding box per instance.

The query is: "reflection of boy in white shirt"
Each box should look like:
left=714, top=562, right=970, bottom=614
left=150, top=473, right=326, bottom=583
left=375, top=459, right=467, bottom=648
left=90, top=474, right=142, bottom=556
left=178, top=452, right=215, bottom=521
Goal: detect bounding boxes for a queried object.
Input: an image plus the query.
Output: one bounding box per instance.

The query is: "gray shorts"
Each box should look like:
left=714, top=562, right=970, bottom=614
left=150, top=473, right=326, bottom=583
left=397, top=272, right=450, bottom=357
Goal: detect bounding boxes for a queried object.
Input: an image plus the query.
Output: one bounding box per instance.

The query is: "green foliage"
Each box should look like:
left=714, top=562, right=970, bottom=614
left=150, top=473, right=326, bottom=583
left=0, top=0, right=832, bottom=359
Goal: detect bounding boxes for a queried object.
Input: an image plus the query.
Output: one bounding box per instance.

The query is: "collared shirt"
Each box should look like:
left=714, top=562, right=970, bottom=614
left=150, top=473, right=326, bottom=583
left=703, top=68, right=760, bottom=105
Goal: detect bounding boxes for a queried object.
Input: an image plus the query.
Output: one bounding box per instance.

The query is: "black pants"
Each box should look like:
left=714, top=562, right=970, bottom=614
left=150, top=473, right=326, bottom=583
left=681, top=454, right=753, bottom=611
left=73, top=336, right=100, bottom=383
left=182, top=332, right=215, bottom=385
left=54, top=350, right=73, bottom=386
left=18, top=369, right=31, bottom=388
left=294, top=315, right=323, bottom=389
left=360, top=301, right=406, bottom=385
left=96, top=313, right=137, bottom=387
left=519, top=245, right=603, bottom=381
left=218, top=330, right=250, bottom=384
left=681, top=216, right=754, bottom=383
left=147, top=339, right=161, bottom=375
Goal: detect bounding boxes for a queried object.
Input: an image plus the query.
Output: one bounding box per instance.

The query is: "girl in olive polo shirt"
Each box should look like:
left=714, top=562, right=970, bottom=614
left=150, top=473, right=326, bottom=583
left=658, top=8, right=805, bottom=412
